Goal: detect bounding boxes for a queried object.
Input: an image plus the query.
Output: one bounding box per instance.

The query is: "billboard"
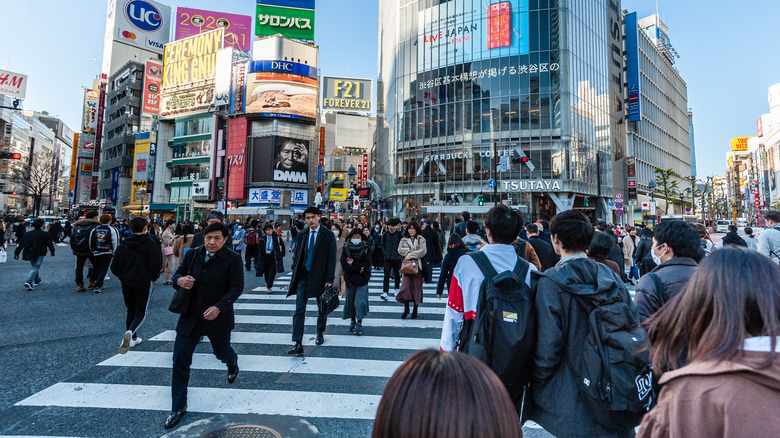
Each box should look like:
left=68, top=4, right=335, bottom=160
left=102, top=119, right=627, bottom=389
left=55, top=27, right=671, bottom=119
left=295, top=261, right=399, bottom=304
left=162, top=28, right=224, bottom=88
left=175, top=7, right=252, bottom=51
left=255, top=0, right=315, bottom=40
left=248, top=187, right=309, bottom=205
left=82, top=89, right=99, bottom=133
left=132, top=132, right=151, bottom=202
left=245, top=60, right=318, bottom=120
left=625, top=12, right=641, bottom=122
left=160, top=84, right=215, bottom=118
left=731, top=137, right=750, bottom=152
left=250, top=136, right=310, bottom=184
left=142, top=60, right=162, bottom=115
left=0, top=68, right=28, bottom=98
left=330, top=188, right=348, bottom=201
left=321, top=76, right=372, bottom=113
left=112, top=0, right=172, bottom=53
left=417, top=0, right=529, bottom=71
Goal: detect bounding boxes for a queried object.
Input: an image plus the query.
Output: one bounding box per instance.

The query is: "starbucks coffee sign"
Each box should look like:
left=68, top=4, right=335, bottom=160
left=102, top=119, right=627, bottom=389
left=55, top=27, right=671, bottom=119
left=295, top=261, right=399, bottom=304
left=501, top=180, right=562, bottom=192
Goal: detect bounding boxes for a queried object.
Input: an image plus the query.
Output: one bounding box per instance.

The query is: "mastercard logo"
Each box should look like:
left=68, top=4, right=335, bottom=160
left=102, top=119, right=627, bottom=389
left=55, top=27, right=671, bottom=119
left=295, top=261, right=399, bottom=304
left=122, top=30, right=137, bottom=40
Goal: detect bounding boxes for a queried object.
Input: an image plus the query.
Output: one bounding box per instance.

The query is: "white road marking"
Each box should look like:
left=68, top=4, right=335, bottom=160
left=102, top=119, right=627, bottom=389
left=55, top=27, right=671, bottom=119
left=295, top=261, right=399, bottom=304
left=234, top=303, right=443, bottom=315
left=233, top=314, right=443, bottom=329
left=15, top=383, right=381, bottom=420
left=238, top=294, right=448, bottom=304
left=148, top=330, right=440, bottom=350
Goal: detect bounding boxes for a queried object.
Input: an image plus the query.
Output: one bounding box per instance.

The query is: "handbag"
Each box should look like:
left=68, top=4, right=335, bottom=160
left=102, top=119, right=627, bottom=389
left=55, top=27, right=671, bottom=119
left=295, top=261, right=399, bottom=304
left=162, top=246, right=174, bottom=256
left=169, top=249, right=196, bottom=314
left=400, top=259, right=419, bottom=275
left=232, top=239, right=241, bottom=246
left=319, top=285, right=340, bottom=316
left=0, top=248, right=6, bottom=264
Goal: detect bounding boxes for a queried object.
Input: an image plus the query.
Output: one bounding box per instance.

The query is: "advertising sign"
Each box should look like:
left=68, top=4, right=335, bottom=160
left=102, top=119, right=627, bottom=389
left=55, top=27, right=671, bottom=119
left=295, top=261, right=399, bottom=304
left=607, top=0, right=626, bottom=161
left=626, top=156, right=637, bottom=199
left=249, top=135, right=309, bottom=184
left=142, top=60, right=162, bottom=115
left=625, top=12, right=641, bottom=122
left=175, top=7, right=252, bottom=51
left=248, top=188, right=308, bottom=205
left=132, top=132, right=151, bottom=202
left=77, top=157, right=93, bottom=202
left=255, top=0, right=315, bottom=40
left=110, top=168, right=120, bottom=206
left=83, top=89, right=99, bottom=134
left=757, top=116, right=764, bottom=137
left=321, top=76, right=372, bottom=113
left=192, top=181, right=211, bottom=199
left=113, top=0, right=172, bottom=53
left=0, top=68, right=28, bottom=98
left=92, top=73, right=108, bottom=199
left=245, top=60, right=318, bottom=120
left=230, top=61, right=247, bottom=114
left=160, top=83, right=215, bottom=118
left=362, top=153, right=369, bottom=184
left=162, top=28, right=224, bottom=88
left=731, top=137, right=750, bottom=152
left=330, top=188, right=348, bottom=201
left=417, top=0, right=529, bottom=71
left=318, top=126, right=325, bottom=188
left=214, top=48, right=233, bottom=106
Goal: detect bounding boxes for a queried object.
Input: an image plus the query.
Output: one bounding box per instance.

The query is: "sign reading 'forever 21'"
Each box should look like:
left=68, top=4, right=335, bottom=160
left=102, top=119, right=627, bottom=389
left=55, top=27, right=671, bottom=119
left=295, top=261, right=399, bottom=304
left=501, top=180, right=562, bottom=192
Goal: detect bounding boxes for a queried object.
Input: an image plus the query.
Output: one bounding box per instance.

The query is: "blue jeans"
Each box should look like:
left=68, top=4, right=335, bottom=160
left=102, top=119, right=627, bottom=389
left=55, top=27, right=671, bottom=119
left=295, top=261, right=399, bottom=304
left=629, top=257, right=640, bottom=280
left=27, top=255, right=45, bottom=284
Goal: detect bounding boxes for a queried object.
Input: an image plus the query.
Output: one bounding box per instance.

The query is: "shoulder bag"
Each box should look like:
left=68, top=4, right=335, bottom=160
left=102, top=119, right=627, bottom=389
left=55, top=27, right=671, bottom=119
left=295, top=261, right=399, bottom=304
left=169, top=249, right=197, bottom=314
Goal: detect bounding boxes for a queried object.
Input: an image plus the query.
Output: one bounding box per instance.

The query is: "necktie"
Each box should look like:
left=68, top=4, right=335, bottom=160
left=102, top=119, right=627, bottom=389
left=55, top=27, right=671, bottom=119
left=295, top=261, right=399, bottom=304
left=206, top=252, right=214, bottom=263
left=305, top=231, right=316, bottom=271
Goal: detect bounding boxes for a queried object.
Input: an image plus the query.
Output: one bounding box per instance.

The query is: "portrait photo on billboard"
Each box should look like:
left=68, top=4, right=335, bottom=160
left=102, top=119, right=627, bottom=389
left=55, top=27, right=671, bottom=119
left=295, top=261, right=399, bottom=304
left=245, top=73, right=317, bottom=121
left=273, top=137, right=309, bottom=184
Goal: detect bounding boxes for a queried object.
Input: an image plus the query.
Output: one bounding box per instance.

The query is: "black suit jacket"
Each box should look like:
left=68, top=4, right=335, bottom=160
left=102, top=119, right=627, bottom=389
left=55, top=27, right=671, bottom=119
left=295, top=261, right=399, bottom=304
left=528, top=236, right=557, bottom=271
left=172, top=245, right=244, bottom=337
left=287, top=226, right=336, bottom=299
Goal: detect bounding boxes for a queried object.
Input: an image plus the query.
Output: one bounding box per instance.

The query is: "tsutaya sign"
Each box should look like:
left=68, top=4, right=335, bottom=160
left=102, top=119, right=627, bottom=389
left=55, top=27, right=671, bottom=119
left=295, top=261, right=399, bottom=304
left=501, top=180, right=561, bottom=192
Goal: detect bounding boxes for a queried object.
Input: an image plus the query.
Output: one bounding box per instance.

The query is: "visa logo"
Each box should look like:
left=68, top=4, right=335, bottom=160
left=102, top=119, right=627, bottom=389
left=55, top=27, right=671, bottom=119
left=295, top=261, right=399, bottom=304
left=146, top=39, right=164, bottom=50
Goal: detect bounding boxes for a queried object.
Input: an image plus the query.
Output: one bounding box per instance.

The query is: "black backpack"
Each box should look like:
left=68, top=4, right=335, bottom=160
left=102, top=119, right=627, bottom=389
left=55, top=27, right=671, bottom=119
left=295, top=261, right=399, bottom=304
left=70, top=223, right=97, bottom=254
left=458, top=251, right=535, bottom=396
left=563, top=269, right=655, bottom=430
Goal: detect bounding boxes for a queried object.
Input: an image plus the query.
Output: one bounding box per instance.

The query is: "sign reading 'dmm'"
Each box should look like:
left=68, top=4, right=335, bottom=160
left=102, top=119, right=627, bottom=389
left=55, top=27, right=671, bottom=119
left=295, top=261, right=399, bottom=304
left=321, top=76, right=372, bottom=113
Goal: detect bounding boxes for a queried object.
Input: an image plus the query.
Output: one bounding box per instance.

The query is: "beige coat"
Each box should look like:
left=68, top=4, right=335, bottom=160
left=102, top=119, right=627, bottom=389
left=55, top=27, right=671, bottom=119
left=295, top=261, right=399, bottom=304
left=622, top=234, right=636, bottom=265
left=398, top=236, right=427, bottom=265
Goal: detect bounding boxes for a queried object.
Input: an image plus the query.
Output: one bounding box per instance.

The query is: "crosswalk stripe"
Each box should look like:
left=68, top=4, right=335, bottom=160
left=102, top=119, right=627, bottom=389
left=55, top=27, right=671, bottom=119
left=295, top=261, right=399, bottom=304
left=99, top=351, right=403, bottom=378
left=234, top=302, right=444, bottom=315
left=15, top=383, right=382, bottom=420
left=234, top=314, right=444, bottom=329
left=239, top=294, right=448, bottom=305
left=148, top=330, right=440, bottom=350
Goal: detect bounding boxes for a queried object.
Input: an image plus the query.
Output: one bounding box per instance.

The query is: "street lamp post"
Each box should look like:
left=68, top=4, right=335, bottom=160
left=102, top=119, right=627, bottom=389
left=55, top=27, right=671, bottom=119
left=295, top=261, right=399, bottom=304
left=648, top=180, right=656, bottom=226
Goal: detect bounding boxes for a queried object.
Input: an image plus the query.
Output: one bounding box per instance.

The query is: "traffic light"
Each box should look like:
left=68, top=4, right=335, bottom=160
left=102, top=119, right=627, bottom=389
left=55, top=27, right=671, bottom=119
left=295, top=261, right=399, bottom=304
left=478, top=194, right=484, bottom=206
left=0, top=152, right=22, bottom=159
left=584, top=197, right=589, bottom=207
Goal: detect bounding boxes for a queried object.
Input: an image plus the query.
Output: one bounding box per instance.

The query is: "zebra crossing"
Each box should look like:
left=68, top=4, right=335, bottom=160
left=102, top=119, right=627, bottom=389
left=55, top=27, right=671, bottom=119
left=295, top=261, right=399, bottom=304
left=13, top=267, right=454, bottom=436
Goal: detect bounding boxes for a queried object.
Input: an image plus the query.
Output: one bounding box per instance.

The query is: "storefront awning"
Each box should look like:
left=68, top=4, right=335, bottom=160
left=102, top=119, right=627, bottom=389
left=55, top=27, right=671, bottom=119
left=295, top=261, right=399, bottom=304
left=150, top=203, right=178, bottom=211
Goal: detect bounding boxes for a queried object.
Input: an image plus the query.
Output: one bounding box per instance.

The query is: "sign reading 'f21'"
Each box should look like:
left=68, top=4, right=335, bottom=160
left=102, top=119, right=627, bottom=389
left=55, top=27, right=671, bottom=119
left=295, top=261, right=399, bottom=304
left=255, top=0, right=315, bottom=40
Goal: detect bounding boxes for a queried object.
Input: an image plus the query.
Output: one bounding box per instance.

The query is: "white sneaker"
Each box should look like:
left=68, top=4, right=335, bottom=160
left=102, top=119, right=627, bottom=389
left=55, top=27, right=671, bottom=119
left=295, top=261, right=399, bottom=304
left=119, top=330, right=132, bottom=354
left=393, top=289, right=399, bottom=296
left=130, top=337, right=143, bottom=348
left=380, top=293, right=388, bottom=301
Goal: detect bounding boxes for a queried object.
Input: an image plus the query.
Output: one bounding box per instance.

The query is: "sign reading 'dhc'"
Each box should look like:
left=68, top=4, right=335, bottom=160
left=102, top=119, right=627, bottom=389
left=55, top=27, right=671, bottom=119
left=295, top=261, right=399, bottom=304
left=321, top=76, right=372, bottom=113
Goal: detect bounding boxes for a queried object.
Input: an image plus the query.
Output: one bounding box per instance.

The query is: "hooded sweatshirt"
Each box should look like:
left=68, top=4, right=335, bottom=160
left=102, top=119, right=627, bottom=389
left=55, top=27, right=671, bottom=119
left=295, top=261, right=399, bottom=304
left=638, top=337, right=780, bottom=438
left=527, top=254, right=636, bottom=438
left=110, top=233, right=163, bottom=284
left=461, top=233, right=482, bottom=252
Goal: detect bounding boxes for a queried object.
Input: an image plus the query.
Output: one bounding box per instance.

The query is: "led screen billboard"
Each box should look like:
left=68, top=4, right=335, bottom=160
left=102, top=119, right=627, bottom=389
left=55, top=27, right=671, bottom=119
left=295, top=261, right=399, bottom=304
left=417, top=0, right=529, bottom=71
left=250, top=136, right=310, bottom=185
left=245, top=60, right=318, bottom=121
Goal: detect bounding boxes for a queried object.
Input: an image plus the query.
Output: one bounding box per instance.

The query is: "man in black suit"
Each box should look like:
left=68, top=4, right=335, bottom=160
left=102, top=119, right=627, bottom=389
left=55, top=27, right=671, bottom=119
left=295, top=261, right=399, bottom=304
left=164, top=222, right=244, bottom=429
left=287, top=206, right=336, bottom=355
left=526, top=223, right=557, bottom=271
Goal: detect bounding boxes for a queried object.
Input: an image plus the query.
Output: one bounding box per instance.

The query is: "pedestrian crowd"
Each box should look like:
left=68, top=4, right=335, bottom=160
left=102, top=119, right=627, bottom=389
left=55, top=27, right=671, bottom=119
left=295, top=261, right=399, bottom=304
left=4, top=207, right=780, bottom=437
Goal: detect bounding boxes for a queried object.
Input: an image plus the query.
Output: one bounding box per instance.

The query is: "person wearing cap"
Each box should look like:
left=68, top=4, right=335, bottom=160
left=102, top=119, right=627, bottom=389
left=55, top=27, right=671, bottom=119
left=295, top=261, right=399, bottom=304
left=190, top=210, right=224, bottom=249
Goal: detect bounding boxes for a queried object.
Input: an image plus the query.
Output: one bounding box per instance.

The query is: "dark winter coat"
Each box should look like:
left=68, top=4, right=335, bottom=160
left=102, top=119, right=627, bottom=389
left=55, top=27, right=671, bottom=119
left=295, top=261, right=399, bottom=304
left=528, top=255, right=637, bottom=438
left=70, top=218, right=100, bottom=256
left=634, top=257, right=698, bottom=322
left=14, top=222, right=26, bottom=240
left=381, top=230, right=403, bottom=261
left=14, top=229, right=54, bottom=261
left=288, top=226, right=337, bottom=299
left=435, top=246, right=468, bottom=296
left=722, top=231, right=748, bottom=247
left=341, top=240, right=372, bottom=286
left=110, top=233, right=163, bottom=284
left=607, top=241, right=627, bottom=280
left=172, top=245, right=244, bottom=337
left=422, top=227, right=443, bottom=263
left=255, top=233, right=285, bottom=274
left=528, top=235, right=557, bottom=271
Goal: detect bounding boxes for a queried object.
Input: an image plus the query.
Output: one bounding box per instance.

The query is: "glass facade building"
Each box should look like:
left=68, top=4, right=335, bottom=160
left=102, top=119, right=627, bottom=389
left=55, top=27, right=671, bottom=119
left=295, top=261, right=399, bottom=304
left=377, top=0, right=630, bottom=221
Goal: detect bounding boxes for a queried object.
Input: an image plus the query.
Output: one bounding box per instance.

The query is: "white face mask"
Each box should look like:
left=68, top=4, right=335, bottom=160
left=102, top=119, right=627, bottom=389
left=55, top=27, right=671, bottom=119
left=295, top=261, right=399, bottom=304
left=237, top=225, right=242, bottom=230
left=375, top=226, right=380, bottom=230
left=651, top=244, right=665, bottom=266
left=350, top=238, right=362, bottom=245
left=333, top=230, right=339, bottom=236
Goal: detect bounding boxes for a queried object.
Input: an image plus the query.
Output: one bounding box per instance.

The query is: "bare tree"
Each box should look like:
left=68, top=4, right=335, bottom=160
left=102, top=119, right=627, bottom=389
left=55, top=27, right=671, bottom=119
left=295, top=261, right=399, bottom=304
left=13, top=151, right=56, bottom=216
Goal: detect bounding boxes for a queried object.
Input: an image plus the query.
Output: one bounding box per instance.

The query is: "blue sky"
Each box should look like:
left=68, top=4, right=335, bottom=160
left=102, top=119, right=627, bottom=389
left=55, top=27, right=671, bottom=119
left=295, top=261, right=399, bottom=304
left=1, top=0, right=777, bottom=179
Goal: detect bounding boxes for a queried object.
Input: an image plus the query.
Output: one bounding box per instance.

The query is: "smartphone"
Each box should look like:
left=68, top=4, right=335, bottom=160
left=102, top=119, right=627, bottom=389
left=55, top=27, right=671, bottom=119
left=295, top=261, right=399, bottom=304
left=487, top=1, right=512, bottom=50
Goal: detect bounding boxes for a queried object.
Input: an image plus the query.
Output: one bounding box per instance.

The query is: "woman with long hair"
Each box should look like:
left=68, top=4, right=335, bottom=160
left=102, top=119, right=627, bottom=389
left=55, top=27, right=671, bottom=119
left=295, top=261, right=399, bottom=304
left=435, top=233, right=468, bottom=299
left=373, top=349, right=521, bottom=438
left=639, top=247, right=780, bottom=438
left=396, top=220, right=427, bottom=319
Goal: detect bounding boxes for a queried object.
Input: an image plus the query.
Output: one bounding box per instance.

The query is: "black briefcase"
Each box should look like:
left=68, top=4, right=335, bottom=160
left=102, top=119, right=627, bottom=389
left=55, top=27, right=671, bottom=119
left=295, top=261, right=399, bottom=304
left=319, top=286, right=340, bottom=316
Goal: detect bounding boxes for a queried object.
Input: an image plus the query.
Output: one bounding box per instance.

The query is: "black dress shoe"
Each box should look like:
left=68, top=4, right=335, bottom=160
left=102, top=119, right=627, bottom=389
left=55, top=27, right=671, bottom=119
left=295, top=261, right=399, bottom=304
left=288, top=341, right=303, bottom=355
left=228, top=364, right=239, bottom=384
left=164, top=407, right=186, bottom=429
left=316, top=332, right=324, bottom=345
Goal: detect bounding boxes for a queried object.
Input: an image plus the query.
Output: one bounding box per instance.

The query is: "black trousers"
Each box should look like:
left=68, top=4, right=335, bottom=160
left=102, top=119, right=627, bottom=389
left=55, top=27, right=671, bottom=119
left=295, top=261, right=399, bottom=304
left=171, top=331, right=237, bottom=411
left=93, top=255, right=113, bottom=288
left=121, top=281, right=153, bottom=334
left=292, top=278, right=327, bottom=342
left=383, top=259, right=402, bottom=293
left=245, top=245, right=258, bottom=270
left=74, top=254, right=96, bottom=285
left=262, top=252, right=277, bottom=288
